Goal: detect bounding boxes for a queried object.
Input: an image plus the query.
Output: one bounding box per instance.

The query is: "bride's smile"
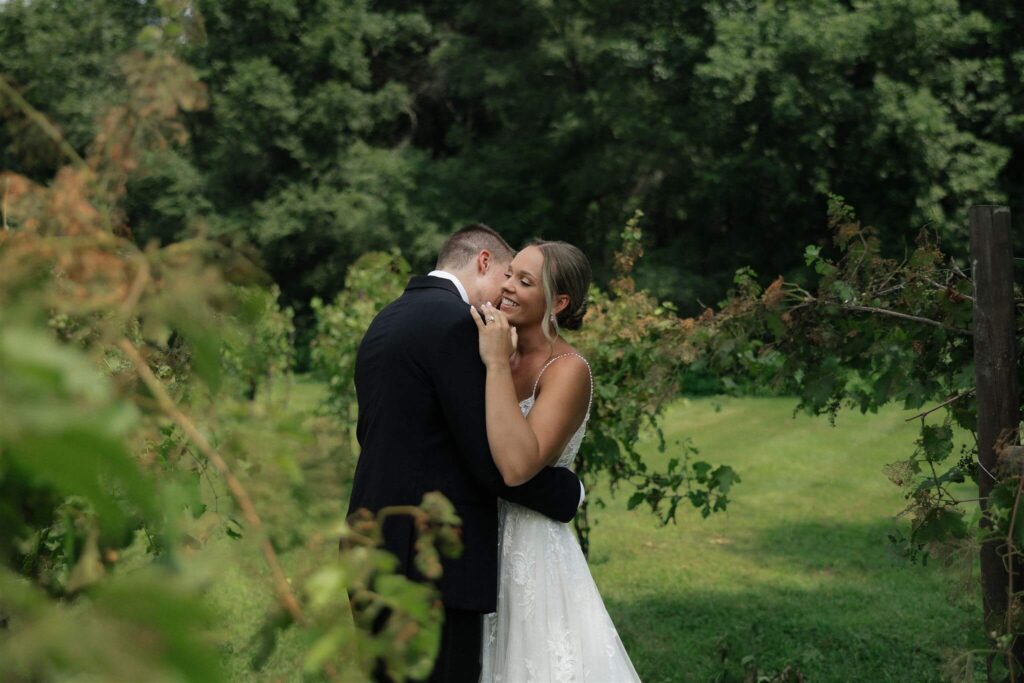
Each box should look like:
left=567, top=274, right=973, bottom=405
left=499, top=245, right=552, bottom=324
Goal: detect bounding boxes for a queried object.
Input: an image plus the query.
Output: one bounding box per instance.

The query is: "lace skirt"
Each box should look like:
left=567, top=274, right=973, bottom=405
left=480, top=500, right=642, bottom=682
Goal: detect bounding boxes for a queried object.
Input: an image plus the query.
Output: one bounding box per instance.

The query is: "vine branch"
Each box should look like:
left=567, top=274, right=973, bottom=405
left=1005, top=473, right=1024, bottom=682
left=0, top=75, right=89, bottom=171
left=2, top=175, right=9, bottom=231
left=840, top=304, right=973, bottom=336
left=905, top=390, right=976, bottom=422
left=117, top=339, right=306, bottom=625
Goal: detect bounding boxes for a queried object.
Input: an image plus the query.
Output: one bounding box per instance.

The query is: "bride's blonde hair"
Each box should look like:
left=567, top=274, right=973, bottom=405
left=530, top=240, right=592, bottom=341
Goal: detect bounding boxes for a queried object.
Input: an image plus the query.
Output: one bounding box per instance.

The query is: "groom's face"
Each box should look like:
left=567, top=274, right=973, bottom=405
left=478, top=255, right=512, bottom=308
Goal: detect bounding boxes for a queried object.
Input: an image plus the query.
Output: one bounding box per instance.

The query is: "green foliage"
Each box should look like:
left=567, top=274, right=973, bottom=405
left=0, top=323, right=155, bottom=537
left=570, top=212, right=738, bottom=554
left=6, top=0, right=1020, bottom=325
left=186, top=0, right=441, bottom=307
left=0, top=0, right=151, bottom=179
left=405, top=0, right=1019, bottom=312
left=695, top=0, right=1006, bottom=242
left=0, top=307, right=230, bottom=681
left=0, top=567, right=225, bottom=682
left=221, top=285, right=296, bottom=400
left=311, top=250, right=411, bottom=425
left=0, top=31, right=455, bottom=682
left=339, top=492, right=462, bottom=681
left=702, top=194, right=975, bottom=418
left=695, top=196, right=1021, bottom=677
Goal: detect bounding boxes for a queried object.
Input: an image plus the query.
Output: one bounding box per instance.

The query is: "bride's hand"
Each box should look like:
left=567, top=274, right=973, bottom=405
left=470, top=302, right=516, bottom=369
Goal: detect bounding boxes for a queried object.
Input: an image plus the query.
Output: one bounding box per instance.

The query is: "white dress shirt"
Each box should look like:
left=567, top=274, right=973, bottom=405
left=426, top=270, right=586, bottom=509
left=428, top=270, right=470, bottom=304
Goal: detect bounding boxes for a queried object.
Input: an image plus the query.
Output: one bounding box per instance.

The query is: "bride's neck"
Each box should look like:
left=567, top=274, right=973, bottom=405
left=514, top=322, right=555, bottom=358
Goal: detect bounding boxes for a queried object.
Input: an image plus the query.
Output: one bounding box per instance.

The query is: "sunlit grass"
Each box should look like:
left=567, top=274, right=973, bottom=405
left=588, top=396, right=980, bottom=682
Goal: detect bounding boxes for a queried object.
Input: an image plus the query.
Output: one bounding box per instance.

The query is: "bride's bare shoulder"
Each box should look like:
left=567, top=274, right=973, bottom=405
left=535, top=346, right=591, bottom=398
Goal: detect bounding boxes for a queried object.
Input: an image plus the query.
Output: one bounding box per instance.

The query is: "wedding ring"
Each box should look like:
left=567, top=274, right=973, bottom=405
left=487, top=316, right=496, bottom=322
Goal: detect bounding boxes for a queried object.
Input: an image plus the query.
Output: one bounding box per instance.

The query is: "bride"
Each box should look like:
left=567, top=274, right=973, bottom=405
left=469, top=241, right=641, bottom=682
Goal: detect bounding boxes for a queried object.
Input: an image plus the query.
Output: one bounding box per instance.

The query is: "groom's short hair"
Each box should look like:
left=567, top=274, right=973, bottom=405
left=435, top=223, right=515, bottom=270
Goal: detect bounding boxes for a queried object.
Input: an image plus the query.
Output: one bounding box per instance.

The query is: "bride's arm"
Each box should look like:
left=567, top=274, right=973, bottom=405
left=471, top=305, right=590, bottom=486
left=434, top=311, right=581, bottom=523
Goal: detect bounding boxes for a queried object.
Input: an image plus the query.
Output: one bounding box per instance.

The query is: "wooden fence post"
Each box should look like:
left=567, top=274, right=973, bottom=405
left=970, top=205, right=1020, bottom=678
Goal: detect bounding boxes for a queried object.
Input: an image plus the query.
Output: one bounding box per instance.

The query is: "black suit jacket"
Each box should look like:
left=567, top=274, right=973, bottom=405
left=347, top=276, right=582, bottom=612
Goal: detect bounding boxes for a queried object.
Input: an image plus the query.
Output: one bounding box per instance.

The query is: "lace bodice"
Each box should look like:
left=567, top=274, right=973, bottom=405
left=517, top=353, right=592, bottom=469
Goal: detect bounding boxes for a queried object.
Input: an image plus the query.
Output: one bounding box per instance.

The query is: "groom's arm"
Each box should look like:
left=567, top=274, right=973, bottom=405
left=496, top=467, right=582, bottom=524
left=436, top=315, right=581, bottom=523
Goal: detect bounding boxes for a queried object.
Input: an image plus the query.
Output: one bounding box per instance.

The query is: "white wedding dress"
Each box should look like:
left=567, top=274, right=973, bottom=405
left=480, top=354, right=641, bottom=683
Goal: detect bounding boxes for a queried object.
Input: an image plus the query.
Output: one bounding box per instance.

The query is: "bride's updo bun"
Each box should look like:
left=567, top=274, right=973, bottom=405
left=531, top=240, right=592, bottom=341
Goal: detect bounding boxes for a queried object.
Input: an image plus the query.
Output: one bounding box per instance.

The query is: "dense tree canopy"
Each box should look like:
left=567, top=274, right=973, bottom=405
left=2, top=0, right=1020, bottom=315
left=409, top=0, right=1018, bottom=304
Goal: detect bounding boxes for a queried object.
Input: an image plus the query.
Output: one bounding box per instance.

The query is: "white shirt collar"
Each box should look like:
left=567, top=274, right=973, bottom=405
left=427, top=270, right=470, bottom=304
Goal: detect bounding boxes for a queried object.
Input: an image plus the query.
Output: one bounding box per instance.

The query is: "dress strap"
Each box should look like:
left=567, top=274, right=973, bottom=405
left=530, top=353, right=593, bottom=409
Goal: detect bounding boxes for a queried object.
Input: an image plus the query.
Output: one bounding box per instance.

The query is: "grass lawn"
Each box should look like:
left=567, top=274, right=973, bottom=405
left=209, top=386, right=981, bottom=681
left=588, top=396, right=980, bottom=682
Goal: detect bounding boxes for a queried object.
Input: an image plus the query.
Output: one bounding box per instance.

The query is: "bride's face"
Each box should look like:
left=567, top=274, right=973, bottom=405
left=498, top=246, right=547, bottom=325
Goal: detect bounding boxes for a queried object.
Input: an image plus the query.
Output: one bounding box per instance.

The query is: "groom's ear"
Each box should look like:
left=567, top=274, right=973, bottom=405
left=476, top=249, right=492, bottom=274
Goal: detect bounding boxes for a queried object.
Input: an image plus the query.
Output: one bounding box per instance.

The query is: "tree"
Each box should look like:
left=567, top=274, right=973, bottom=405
left=4, top=0, right=1018, bottom=328
left=406, top=0, right=1013, bottom=311
left=184, top=0, right=442, bottom=311
left=0, top=19, right=457, bottom=679
left=697, top=196, right=1022, bottom=681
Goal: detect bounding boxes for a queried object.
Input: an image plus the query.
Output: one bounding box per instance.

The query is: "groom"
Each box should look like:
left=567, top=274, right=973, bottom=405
left=347, top=224, right=584, bottom=682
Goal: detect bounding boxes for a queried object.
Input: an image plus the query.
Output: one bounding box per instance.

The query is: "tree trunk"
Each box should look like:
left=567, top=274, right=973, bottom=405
left=969, top=205, right=1021, bottom=680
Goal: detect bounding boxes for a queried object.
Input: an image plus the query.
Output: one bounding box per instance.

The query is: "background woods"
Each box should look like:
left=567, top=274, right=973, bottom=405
left=2, top=0, right=1023, bottom=681
left=2, top=0, right=1022, bottom=321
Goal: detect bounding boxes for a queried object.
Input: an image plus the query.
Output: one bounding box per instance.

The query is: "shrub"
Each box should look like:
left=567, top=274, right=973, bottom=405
left=310, top=250, right=410, bottom=428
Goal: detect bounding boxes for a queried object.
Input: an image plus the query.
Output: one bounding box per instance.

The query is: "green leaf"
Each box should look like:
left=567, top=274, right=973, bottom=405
left=831, top=280, right=856, bottom=303
left=765, top=312, right=786, bottom=338
left=94, top=572, right=225, bottom=682
left=687, top=491, right=708, bottom=508
left=6, top=428, right=154, bottom=533
left=591, top=430, right=622, bottom=462
left=919, top=424, right=953, bottom=462
left=375, top=574, right=436, bottom=623
left=303, top=625, right=347, bottom=674
left=711, top=465, right=740, bottom=494
left=414, top=540, right=442, bottom=580
left=65, top=529, right=105, bottom=593
left=913, top=465, right=965, bottom=494
left=691, top=461, right=712, bottom=483
left=305, top=566, right=348, bottom=613
left=913, top=507, right=968, bottom=544
left=176, top=316, right=223, bottom=393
